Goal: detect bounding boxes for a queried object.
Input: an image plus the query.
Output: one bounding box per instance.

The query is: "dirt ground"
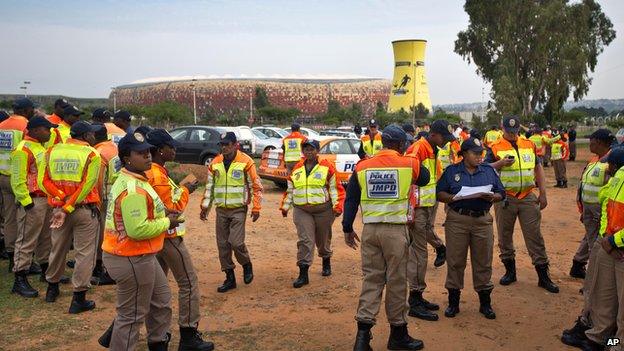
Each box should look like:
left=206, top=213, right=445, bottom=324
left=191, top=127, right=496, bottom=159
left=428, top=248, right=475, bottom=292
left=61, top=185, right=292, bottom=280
left=0, top=146, right=595, bottom=351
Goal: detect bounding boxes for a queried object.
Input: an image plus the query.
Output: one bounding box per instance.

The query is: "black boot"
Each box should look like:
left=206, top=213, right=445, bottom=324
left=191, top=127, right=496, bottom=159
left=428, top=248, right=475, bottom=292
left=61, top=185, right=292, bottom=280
left=562, top=180, right=568, bottom=188
left=293, top=265, right=309, bottom=288
left=579, top=338, right=605, bottom=351
left=68, top=290, right=96, bottom=314
left=39, top=262, right=48, bottom=283
left=45, top=282, right=60, bottom=302
left=554, top=180, right=562, bottom=188
left=477, top=289, right=496, bottom=319
left=217, top=269, right=236, bottom=293
left=408, top=290, right=439, bottom=321
left=12, top=271, right=39, bottom=298
left=148, top=332, right=171, bottom=351
left=536, top=263, right=559, bottom=293
left=353, top=322, right=373, bottom=351
left=98, top=321, right=114, bottom=348
left=499, top=259, right=517, bottom=285
left=179, top=327, right=214, bottom=351
left=66, top=259, right=75, bottom=269
left=569, top=260, right=587, bottom=279
left=91, top=260, right=103, bottom=284
left=561, top=317, right=590, bottom=347
left=322, top=257, right=332, bottom=276
left=434, top=245, right=446, bottom=267
left=27, top=261, right=42, bottom=275
left=0, top=237, right=8, bottom=260
left=242, top=262, right=253, bottom=284
left=444, top=289, right=461, bottom=318
left=7, top=251, right=14, bottom=273
left=387, top=324, right=424, bottom=350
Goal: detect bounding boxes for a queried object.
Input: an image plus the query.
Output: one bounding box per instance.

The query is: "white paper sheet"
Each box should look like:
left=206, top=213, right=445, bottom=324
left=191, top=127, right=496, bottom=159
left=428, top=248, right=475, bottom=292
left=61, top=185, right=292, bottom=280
left=453, top=185, right=493, bottom=200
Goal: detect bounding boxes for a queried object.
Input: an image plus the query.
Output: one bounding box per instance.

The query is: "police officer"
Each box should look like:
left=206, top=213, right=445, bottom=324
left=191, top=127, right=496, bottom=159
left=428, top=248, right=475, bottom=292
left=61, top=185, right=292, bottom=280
left=0, top=97, right=36, bottom=272
left=570, top=129, right=614, bottom=279
left=487, top=115, right=558, bottom=293
left=200, top=132, right=263, bottom=293
left=484, top=125, right=503, bottom=149
left=405, top=119, right=454, bottom=321
left=92, top=108, right=126, bottom=144
left=436, top=138, right=505, bottom=320
left=358, top=119, right=383, bottom=159
left=56, top=104, right=83, bottom=143
left=282, top=123, right=308, bottom=174
left=145, top=129, right=214, bottom=351
left=578, top=148, right=624, bottom=350
left=343, top=125, right=429, bottom=351
left=41, top=120, right=102, bottom=313
left=10, top=116, right=57, bottom=297
left=279, top=139, right=345, bottom=288
left=47, top=98, right=68, bottom=125
left=113, top=110, right=135, bottom=134
left=97, top=132, right=180, bottom=351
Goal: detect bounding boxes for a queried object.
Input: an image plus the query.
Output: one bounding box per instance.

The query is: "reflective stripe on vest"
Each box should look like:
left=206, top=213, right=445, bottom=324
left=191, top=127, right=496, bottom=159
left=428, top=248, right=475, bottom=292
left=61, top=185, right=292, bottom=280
left=496, top=147, right=536, bottom=194
left=581, top=160, right=609, bottom=204
left=213, top=161, right=248, bottom=208
left=284, top=138, right=303, bottom=162
left=291, top=164, right=330, bottom=206
left=0, top=129, right=24, bottom=175
left=362, top=137, right=383, bottom=157
left=357, top=167, right=412, bottom=224
left=419, top=158, right=437, bottom=207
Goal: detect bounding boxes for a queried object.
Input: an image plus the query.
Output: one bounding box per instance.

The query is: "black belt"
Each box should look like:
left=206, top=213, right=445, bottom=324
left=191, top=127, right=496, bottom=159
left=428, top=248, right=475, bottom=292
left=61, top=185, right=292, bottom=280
left=29, top=192, right=47, bottom=198
left=452, top=207, right=488, bottom=218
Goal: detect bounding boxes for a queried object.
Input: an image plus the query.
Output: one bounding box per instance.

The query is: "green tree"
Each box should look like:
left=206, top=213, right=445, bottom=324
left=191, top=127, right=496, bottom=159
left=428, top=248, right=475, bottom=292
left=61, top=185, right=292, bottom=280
left=121, top=101, right=193, bottom=128
left=253, top=86, right=270, bottom=109
left=257, top=106, right=300, bottom=125
left=455, top=0, right=615, bottom=120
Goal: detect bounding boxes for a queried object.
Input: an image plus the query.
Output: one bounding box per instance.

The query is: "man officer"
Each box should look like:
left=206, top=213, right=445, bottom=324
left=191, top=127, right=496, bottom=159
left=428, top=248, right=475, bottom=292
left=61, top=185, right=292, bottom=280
left=343, top=125, right=430, bottom=351
left=487, top=115, right=559, bottom=293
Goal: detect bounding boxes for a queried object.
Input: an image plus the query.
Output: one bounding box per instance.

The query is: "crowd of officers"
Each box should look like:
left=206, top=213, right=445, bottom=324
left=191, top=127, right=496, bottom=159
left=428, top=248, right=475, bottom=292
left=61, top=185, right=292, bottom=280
left=2, top=95, right=624, bottom=350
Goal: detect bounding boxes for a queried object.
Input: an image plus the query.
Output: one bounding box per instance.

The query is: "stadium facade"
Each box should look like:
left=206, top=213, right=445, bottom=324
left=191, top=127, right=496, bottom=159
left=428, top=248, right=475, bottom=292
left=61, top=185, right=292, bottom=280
left=111, top=77, right=392, bottom=117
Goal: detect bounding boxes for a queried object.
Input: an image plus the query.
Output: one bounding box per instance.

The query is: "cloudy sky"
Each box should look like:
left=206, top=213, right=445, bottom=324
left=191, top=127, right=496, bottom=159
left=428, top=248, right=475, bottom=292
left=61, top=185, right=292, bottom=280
left=1, top=0, right=622, bottom=104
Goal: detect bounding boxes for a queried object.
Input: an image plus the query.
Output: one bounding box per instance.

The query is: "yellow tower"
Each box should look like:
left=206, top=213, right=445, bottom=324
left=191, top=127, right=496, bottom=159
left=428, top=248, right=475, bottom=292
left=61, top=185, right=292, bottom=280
left=387, top=39, right=432, bottom=117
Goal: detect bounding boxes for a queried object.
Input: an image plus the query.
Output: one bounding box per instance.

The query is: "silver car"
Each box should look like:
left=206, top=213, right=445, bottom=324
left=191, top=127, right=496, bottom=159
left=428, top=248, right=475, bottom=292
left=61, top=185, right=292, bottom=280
left=252, top=129, right=282, bottom=156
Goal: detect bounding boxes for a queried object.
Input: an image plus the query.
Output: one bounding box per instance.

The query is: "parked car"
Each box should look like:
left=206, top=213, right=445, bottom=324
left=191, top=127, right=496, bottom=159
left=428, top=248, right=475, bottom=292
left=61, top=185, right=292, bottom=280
left=251, top=129, right=281, bottom=156
left=169, top=125, right=253, bottom=165
left=319, top=129, right=358, bottom=139
left=221, top=126, right=256, bottom=155
left=282, top=126, right=321, bottom=141
left=258, top=137, right=361, bottom=188
left=252, top=126, right=288, bottom=139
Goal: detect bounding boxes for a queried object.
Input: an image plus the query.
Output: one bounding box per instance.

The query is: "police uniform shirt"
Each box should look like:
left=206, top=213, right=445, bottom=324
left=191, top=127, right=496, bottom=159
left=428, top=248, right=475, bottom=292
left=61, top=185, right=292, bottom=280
left=436, top=162, right=506, bottom=212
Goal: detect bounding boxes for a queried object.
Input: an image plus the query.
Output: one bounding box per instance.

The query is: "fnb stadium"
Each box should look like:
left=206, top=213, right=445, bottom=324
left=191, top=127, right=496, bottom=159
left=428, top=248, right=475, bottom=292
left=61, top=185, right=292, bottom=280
left=111, top=76, right=392, bottom=117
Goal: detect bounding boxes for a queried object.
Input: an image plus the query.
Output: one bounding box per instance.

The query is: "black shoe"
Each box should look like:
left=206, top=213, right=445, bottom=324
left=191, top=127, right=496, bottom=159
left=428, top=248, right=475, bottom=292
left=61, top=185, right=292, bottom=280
left=387, top=324, right=424, bottom=350
left=66, top=259, right=75, bottom=269
left=46, top=282, right=60, bottom=303
left=353, top=322, right=373, bottom=351
left=98, top=322, right=114, bottom=348
left=148, top=332, right=171, bottom=351
left=444, top=289, right=461, bottom=318
left=322, top=257, right=332, bottom=276
left=554, top=180, right=562, bottom=188
left=499, top=259, right=517, bottom=285
left=434, top=245, right=446, bottom=268
left=217, top=269, right=236, bottom=293
left=477, top=289, right=496, bottom=319
left=179, top=327, right=215, bottom=351
left=570, top=260, right=587, bottom=279
left=7, top=251, right=14, bottom=273
left=408, top=304, right=439, bottom=321
left=242, top=262, right=253, bottom=284
left=27, top=262, right=42, bottom=275
left=579, top=338, right=605, bottom=351
left=536, top=263, right=559, bottom=293
left=561, top=317, right=590, bottom=347
left=68, top=290, right=96, bottom=314
left=562, top=181, right=568, bottom=188
left=12, top=271, right=39, bottom=298
left=293, top=265, right=309, bottom=288
left=408, top=290, right=439, bottom=311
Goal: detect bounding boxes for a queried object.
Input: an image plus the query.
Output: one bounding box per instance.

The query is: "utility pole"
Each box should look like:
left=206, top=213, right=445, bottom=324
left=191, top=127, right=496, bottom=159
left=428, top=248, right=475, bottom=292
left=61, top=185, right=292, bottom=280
left=111, top=87, right=117, bottom=111
left=191, top=79, right=197, bottom=125
left=249, top=92, right=254, bottom=125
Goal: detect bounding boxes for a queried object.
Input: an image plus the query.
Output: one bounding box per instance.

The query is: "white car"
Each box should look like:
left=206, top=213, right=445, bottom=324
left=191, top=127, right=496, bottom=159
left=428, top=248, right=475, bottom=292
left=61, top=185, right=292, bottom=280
left=251, top=129, right=281, bottom=156
left=252, top=126, right=289, bottom=139
left=221, top=126, right=256, bottom=155
left=282, top=127, right=321, bottom=141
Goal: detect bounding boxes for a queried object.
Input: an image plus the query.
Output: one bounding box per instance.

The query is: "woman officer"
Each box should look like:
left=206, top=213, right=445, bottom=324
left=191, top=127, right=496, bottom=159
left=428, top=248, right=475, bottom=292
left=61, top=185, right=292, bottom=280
left=279, top=140, right=345, bottom=288
left=98, top=132, right=182, bottom=351
left=436, top=138, right=506, bottom=320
